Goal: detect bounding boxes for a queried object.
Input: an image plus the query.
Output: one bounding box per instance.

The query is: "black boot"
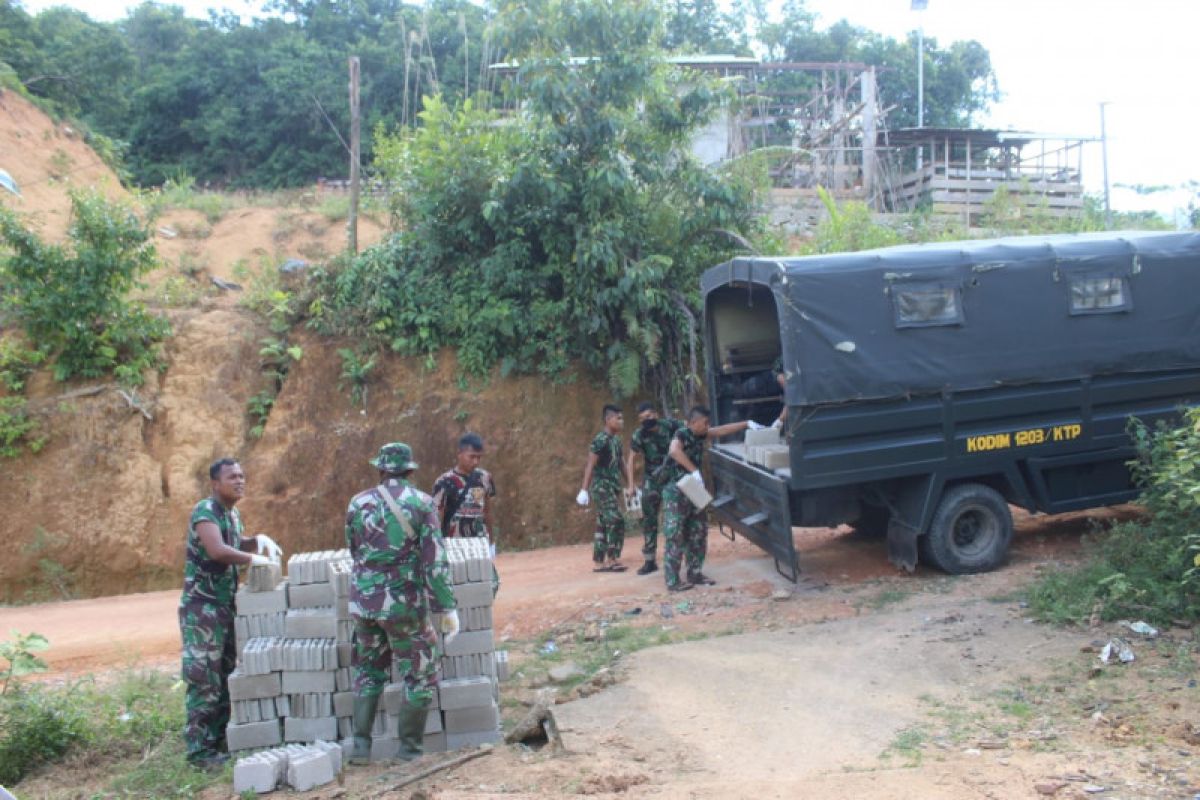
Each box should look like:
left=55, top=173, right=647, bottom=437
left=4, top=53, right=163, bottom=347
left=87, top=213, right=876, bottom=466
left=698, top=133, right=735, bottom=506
left=349, top=693, right=380, bottom=765
left=395, top=697, right=430, bottom=761
left=637, top=560, right=658, bottom=575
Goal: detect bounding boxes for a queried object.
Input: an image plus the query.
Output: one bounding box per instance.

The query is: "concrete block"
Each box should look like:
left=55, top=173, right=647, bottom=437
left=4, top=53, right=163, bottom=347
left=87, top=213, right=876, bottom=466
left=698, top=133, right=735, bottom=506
left=277, top=637, right=337, bottom=671
left=446, top=729, right=501, bottom=749
left=327, top=559, right=352, bottom=597
left=233, top=751, right=282, bottom=794
left=228, top=669, right=281, bottom=701
left=284, top=715, right=338, bottom=743
left=287, top=750, right=334, bottom=792
left=333, top=691, right=355, bottom=718
left=439, top=676, right=494, bottom=711
left=761, top=445, right=789, bottom=469
left=287, top=549, right=349, bottom=585
left=425, top=709, right=443, bottom=735
left=423, top=731, right=447, bottom=753
left=371, top=736, right=399, bottom=760
left=382, top=682, right=438, bottom=714
left=452, top=581, right=493, bottom=609
left=495, top=650, right=509, bottom=681
left=313, top=739, right=344, bottom=774
left=246, top=562, right=283, bottom=592
left=443, top=704, right=499, bottom=734
left=288, top=692, right=333, bottom=718
left=226, top=719, right=282, bottom=751
left=288, top=581, right=335, bottom=608
left=241, top=636, right=279, bottom=675
left=744, top=427, right=782, bottom=448
left=337, top=642, right=352, bottom=668
left=336, top=667, right=351, bottom=692
left=237, top=584, right=288, bottom=616
left=443, top=629, right=493, bottom=657
left=337, top=618, right=354, bottom=643
left=283, top=670, right=336, bottom=694
left=338, top=717, right=352, bottom=738
left=285, top=608, right=339, bottom=639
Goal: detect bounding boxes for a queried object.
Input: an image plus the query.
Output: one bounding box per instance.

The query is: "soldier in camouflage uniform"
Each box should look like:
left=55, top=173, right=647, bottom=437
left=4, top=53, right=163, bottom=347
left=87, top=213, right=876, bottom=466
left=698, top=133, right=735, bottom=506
left=627, top=401, right=684, bottom=575
left=346, top=442, right=458, bottom=765
left=661, top=407, right=753, bottom=592
left=432, top=431, right=500, bottom=595
left=577, top=404, right=634, bottom=571
left=179, top=458, right=282, bottom=770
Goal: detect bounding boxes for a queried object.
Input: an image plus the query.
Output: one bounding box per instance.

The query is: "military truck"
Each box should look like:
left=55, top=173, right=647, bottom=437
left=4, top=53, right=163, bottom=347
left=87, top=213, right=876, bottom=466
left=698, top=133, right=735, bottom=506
left=701, top=231, right=1200, bottom=579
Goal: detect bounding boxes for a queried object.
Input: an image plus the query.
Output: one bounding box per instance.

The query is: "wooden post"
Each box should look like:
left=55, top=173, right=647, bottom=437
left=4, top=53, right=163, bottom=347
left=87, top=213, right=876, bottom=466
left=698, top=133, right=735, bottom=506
left=348, top=56, right=361, bottom=255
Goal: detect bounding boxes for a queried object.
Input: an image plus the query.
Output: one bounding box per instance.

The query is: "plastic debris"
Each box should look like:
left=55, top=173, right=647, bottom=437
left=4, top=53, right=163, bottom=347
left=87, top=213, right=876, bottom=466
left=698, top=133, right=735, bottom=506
left=0, top=168, right=19, bottom=196
left=540, top=640, right=557, bottom=654
left=280, top=258, right=308, bottom=273
left=1127, top=621, right=1158, bottom=637
left=1099, top=638, right=1135, bottom=664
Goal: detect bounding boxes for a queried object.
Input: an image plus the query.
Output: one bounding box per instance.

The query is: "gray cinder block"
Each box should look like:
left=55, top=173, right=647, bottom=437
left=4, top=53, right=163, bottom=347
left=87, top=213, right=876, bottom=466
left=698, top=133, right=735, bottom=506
left=226, top=719, right=282, bottom=751
left=287, top=750, right=334, bottom=791
left=288, top=581, right=335, bottom=608
left=237, top=584, right=288, bottom=616
left=443, top=704, right=499, bottom=734
left=285, top=608, right=339, bottom=639
left=333, top=691, right=355, bottom=718
left=423, top=731, right=447, bottom=753
left=425, top=709, right=443, bottom=734
left=233, top=751, right=282, bottom=793
left=371, top=736, right=399, bottom=760
left=283, top=670, right=336, bottom=694
left=284, top=715, right=338, bottom=743
left=452, top=580, right=492, bottom=609
left=438, top=676, right=493, bottom=711
left=228, top=669, right=281, bottom=701
left=443, top=629, right=494, bottom=657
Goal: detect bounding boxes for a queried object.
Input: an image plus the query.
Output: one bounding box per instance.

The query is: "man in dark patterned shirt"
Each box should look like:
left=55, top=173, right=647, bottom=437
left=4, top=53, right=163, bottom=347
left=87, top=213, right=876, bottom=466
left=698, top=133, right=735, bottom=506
left=577, top=404, right=634, bottom=572
left=432, top=432, right=499, bottom=594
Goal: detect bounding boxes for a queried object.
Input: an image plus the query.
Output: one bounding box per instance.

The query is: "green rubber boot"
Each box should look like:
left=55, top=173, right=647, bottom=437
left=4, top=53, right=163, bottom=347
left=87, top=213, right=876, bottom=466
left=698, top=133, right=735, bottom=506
left=395, top=697, right=430, bottom=761
left=349, top=693, right=380, bottom=765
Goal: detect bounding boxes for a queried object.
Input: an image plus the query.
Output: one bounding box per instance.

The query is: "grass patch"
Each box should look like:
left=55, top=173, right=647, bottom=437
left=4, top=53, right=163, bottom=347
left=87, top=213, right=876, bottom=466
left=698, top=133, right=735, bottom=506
left=1, top=666, right=228, bottom=796
left=880, top=725, right=926, bottom=766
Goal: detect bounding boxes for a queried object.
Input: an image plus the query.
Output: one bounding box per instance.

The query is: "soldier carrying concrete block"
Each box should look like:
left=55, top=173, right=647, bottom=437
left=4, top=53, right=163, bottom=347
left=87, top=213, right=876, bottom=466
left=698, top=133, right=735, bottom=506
left=179, top=457, right=283, bottom=770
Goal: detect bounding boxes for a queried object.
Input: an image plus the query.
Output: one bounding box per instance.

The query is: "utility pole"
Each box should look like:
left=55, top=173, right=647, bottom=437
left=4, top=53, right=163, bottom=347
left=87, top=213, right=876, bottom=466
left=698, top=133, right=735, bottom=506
left=1099, top=101, right=1112, bottom=229
left=348, top=56, right=361, bottom=255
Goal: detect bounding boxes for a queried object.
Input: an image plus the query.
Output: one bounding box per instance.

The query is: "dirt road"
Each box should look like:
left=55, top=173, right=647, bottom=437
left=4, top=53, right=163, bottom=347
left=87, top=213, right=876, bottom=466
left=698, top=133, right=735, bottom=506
left=8, top=507, right=1198, bottom=799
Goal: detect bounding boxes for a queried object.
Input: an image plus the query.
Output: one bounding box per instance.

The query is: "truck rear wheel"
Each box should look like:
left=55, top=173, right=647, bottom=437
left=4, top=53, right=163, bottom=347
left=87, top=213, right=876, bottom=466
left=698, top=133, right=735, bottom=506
left=921, top=483, right=1012, bottom=574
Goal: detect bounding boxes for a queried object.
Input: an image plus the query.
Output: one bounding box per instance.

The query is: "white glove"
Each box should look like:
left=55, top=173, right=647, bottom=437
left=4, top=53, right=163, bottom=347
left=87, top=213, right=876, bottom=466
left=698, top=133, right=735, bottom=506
left=255, top=533, right=283, bottom=562
left=747, top=420, right=765, bottom=430
left=690, top=470, right=702, bottom=482
left=248, top=554, right=272, bottom=567
left=771, top=418, right=783, bottom=430
left=576, top=489, right=590, bottom=506
left=439, top=610, right=460, bottom=644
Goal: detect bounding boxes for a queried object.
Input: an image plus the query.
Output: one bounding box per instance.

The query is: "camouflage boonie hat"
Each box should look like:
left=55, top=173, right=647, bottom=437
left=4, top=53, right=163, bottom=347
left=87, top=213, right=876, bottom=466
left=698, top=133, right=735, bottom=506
left=370, top=442, right=418, bottom=473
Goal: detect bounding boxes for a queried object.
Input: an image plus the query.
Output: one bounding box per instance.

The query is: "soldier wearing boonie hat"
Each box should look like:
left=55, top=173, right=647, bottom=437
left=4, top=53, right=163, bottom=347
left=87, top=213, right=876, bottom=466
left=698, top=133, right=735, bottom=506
left=345, top=442, right=458, bottom=764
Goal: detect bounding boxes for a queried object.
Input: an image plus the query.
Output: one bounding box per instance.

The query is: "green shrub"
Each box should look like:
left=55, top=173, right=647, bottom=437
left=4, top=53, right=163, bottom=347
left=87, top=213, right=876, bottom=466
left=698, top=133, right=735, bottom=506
left=0, top=190, right=171, bottom=385
left=0, top=397, right=44, bottom=458
left=0, top=339, right=46, bottom=393
left=1027, top=408, right=1200, bottom=626
left=0, top=684, right=88, bottom=784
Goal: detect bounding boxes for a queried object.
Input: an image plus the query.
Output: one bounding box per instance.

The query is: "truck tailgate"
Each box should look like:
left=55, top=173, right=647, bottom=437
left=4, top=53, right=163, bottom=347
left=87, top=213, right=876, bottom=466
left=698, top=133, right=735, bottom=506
left=708, top=447, right=798, bottom=581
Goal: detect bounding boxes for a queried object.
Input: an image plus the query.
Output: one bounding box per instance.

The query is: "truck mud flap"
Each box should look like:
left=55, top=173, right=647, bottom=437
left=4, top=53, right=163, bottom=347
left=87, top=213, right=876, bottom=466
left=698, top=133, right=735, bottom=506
left=708, top=449, right=799, bottom=582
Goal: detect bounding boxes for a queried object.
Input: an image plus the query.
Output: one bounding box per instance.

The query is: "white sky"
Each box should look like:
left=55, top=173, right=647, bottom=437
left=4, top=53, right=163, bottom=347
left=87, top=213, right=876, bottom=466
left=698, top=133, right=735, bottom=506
left=18, top=0, right=1200, bottom=219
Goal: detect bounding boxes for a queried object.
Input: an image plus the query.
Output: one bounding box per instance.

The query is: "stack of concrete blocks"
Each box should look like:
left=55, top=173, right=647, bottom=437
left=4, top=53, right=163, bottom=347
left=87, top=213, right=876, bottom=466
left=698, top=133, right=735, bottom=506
left=744, top=426, right=789, bottom=470
left=225, top=548, right=353, bottom=792
left=232, top=741, right=344, bottom=794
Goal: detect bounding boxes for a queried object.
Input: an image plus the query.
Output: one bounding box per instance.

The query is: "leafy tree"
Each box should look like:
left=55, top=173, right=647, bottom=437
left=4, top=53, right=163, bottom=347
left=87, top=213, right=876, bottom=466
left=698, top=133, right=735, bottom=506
left=314, top=0, right=765, bottom=400
left=0, top=190, right=170, bottom=384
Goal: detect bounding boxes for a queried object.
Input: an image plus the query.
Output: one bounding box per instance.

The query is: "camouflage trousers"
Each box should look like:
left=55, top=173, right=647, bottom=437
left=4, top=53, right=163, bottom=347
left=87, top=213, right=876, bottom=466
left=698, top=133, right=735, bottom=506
left=591, top=483, right=625, bottom=562
left=179, top=600, right=237, bottom=763
left=662, top=485, right=707, bottom=589
left=351, top=611, right=440, bottom=706
left=640, top=481, right=665, bottom=560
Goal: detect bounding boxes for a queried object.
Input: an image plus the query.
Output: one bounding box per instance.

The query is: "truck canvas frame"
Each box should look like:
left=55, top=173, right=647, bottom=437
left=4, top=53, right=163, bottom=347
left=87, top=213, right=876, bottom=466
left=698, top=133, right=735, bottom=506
left=701, top=231, right=1200, bottom=579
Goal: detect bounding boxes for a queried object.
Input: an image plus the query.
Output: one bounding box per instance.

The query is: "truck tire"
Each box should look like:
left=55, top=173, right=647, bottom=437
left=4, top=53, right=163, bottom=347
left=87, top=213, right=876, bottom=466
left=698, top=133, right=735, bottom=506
left=921, top=483, right=1012, bottom=574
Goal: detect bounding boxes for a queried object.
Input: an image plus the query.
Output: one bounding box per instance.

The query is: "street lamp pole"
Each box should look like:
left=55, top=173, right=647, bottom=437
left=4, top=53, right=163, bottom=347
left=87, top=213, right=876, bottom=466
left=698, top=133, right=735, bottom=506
left=1099, top=101, right=1112, bottom=229
left=912, top=0, right=927, bottom=171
